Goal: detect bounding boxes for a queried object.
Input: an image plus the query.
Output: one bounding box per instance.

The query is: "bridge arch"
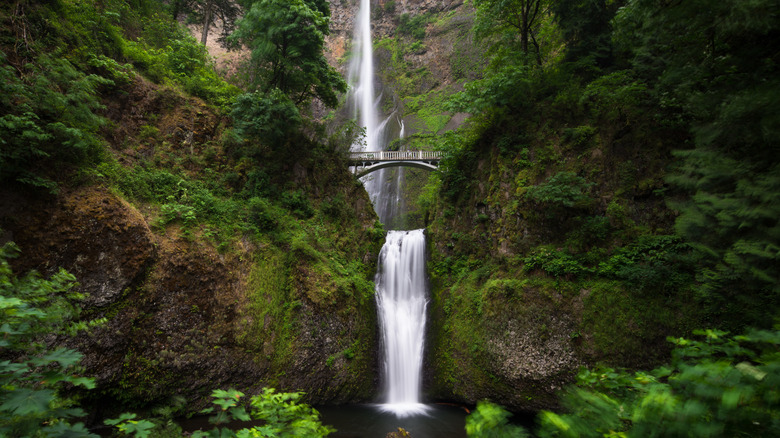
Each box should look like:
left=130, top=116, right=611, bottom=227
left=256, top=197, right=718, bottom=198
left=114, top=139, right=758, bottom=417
left=353, top=160, right=438, bottom=178
left=348, top=150, right=443, bottom=178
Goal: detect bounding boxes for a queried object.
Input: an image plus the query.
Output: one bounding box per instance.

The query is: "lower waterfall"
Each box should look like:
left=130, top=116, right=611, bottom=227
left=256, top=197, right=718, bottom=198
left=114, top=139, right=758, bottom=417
left=375, top=230, right=430, bottom=417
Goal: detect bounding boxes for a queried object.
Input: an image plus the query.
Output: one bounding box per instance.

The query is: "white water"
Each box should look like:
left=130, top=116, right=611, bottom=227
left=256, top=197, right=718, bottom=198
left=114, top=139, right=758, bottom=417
left=348, top=0, right=404, bottom=225
left=348, top=0, right=429, bottom=417
left=375, top=230, right=429, bottom=417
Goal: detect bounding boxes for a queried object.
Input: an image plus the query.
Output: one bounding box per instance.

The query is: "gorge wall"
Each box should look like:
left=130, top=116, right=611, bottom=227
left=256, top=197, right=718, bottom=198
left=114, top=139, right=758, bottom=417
left=325, top=0, right=698, bottom=412
left=0, top=72, right=383, bottom=412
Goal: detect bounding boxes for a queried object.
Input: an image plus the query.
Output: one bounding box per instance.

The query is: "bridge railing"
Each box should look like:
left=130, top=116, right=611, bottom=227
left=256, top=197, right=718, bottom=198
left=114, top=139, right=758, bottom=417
left=348, top=150, right=444, bottom=161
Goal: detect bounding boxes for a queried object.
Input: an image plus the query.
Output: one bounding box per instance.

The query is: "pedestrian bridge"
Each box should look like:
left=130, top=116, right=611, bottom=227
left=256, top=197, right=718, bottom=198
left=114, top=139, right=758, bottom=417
left=348, top=151, right=443, bottom=178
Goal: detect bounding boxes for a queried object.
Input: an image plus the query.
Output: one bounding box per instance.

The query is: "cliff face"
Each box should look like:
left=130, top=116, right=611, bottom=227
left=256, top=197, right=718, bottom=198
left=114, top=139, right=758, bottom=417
left=326, top=0, right=470, bottom=95
left=326, top=0, right=694, bottom=413
left=0, top=74, right=382, bottom=411
left=421, top=83, right=693, bottom=412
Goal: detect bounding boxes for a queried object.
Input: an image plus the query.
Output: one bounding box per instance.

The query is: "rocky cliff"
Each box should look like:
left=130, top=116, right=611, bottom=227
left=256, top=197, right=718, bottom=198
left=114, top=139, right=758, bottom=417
left=0, top=74, right=383, bottom=412
left=325, top=0, right=697, bottom=413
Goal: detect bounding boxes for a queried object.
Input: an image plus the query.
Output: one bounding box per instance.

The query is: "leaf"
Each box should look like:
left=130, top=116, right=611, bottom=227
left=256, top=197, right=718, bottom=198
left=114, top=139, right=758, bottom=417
left=105, top=412, right=137, bottom=426
left=41, top=421, right=98, bottom=438
left=31, top=347, right=83, bottom=367
left=229, top=406, right=251, bottom=422
left=735, top=362, right=767, bottom=381
left=721, top=388, right=742, bottom=409
left=0, top=388, right=55, bottom=415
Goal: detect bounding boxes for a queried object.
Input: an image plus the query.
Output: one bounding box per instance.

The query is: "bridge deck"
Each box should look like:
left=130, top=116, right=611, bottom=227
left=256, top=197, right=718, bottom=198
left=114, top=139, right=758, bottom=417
left=348, top=150, right=443, bottom=163
left=348, top=150, right=443, bottom=177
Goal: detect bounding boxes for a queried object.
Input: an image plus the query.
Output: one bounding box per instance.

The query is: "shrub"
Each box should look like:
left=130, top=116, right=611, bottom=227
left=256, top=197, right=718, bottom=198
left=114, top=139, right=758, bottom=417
left=280, top=190, right=314, bottom=219
left=321, top=193, right=350, bottom=221
left=597, top=235, right=694, bottom=292
left=397, top=13, right=428, bottom=40
left=247, top=197, right=280, bottom=232
left=525, top=171, right=595, bottom=209
left=537, top=329, right=780, bottom=438
left=193, top=388, right=334, bottom=437
left=0, top=52, right=110, bottom=191
left=0, top=243, right=102, bottom=437
left=231, top=90, right=302, bottom=148
left=466, top=401, right=528, bottom=438
left=522, top=246, right=588, bottom=278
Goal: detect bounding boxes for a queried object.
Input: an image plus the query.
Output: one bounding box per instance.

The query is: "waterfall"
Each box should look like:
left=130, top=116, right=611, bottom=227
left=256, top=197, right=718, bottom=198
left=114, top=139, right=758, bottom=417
left=376, top=230, right=429, bottom=417
left=348, top=0, right=429, bottom=417
left=349, top=0, right=402, bottom=225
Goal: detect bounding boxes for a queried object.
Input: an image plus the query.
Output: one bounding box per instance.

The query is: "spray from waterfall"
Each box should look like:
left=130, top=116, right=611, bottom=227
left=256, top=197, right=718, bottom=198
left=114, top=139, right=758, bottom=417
left=375, top=230, right=429, bottom=417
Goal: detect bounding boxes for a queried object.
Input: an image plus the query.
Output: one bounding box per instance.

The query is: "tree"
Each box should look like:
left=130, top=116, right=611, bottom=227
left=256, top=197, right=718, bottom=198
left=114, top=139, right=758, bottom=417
left=551, top=0, right=625, bottom=74
left=230, top=0, right=346, bottom=108
left=473, top=0, right=550, bottom=65
left=170, top=0, right=242, bottom=46
left=613, top=0, right=780, bottom=329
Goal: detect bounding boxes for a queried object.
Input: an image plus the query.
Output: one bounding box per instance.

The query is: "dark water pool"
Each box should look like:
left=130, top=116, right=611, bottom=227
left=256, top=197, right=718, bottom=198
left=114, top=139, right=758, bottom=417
left=316, top=404, right=470, bottom=438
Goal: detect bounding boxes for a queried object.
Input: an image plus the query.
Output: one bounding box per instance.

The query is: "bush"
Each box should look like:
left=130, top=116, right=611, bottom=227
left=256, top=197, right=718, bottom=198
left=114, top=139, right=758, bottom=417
left=193, top=388, right=334, bottom=438
left=321, top=193, right=350, bottom=221
left=525, top=172, right=595, bottom=209
left=522, top=246, right=588, bottom=278
left=467, top=329, right=780, bottom=438
left=466, top=401, right=528, bottom=438
left=280, top=190, right=314, bottom=219
left=397, top=13, right=429, bottom=40
left=597, top=235, right=694, bottom=292
left=537, top=329, right=780, bottom=438
left=0, top=52, right=110, bottom=191
left=0, top=243, right=101, bottom=437
left=247, top=197, right=280, bottom=232
left=231, top=90, right=302, bottom=148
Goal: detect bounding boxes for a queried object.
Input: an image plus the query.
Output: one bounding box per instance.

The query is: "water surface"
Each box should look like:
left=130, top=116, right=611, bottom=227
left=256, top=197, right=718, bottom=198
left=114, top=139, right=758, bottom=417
left=317, top=404, right=468, bottom=438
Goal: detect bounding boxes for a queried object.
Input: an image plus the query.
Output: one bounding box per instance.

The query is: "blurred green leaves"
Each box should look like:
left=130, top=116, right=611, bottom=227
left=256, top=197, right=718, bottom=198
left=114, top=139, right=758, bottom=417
left=468, top=328, right=780, bottom=437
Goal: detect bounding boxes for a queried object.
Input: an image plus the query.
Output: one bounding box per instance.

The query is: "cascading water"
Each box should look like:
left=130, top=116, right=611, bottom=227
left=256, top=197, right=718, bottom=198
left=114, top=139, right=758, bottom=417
left=349, top=0, right=404, bottom=225
left=375, top=230, right=429, bottom=417
left=348, top=0, right=429, bottom=417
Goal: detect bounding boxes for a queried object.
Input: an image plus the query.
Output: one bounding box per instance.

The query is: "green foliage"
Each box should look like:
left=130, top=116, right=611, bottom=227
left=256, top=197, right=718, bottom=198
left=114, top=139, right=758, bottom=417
left=320, top=193, right=350, bottom=221
left=472, top=0, right=555, bottom=66
left=121, top=24, right=239, bottom=108
left=230, top=0, right=347, bottom=108
left=280, top=190, right=315, bottom=219
left=613, top=0, right=780, bottom=329
left=0, top=51, right=110, bottom=190
left=537, top=328, right=780, bottom=438
left=247, top=197, right=281, bottom=232
left=104, top=413, right=157, bottom=438
left=465, top=401, right=529, bottom=438
left=522, top=246, right=587, bottom=278
left=447, top=61, right=534, bottom=114
left=597, top=235, right=694, bottom=293
left=0, top=243, right=99, bottom=437
left=552, top=0, right=624, bottom=74
left=193, top=388, right=334, bottom=438
left=579, top=70, right=649, bottom=123
left=466, top=329, right=780, bottom=437
left=525, top=172, right=595, bottom=209
left=231, top=90, right=303, bottom=147
left=244, top=388, right=334, bottom=437
left=397, top=13, right=429, bottom=40
left=670, top=149, right=780, bottom=328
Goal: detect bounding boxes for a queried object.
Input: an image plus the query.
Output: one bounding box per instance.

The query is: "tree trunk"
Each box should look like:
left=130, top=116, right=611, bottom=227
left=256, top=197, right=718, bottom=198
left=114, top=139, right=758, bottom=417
left=200, top=0, right=213, bottom=46
left=521, top=10, right=529, bottom=54
left=172, top=0, right=183, bottom=20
